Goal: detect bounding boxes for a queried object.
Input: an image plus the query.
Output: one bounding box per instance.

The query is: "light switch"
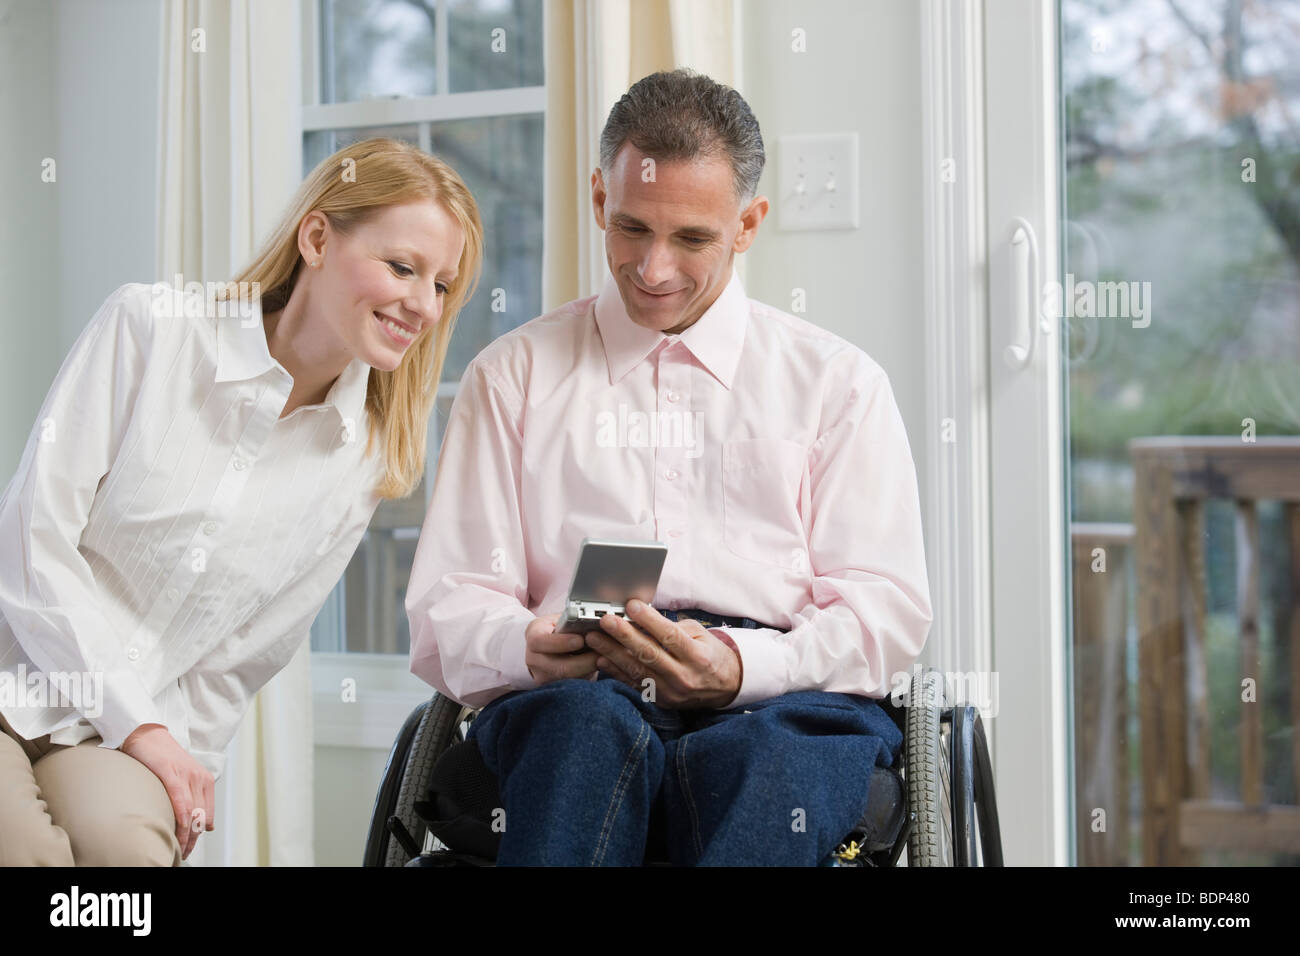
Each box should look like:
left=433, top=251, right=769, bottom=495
left=777, top=132, right=860, bottom=231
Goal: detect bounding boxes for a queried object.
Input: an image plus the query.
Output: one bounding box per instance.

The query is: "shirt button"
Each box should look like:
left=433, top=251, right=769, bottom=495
left=665, top=469, right=679, bottom=481
left=166, top=588, right=179, bottom=602
left=126, top=647, right=140, bottom=662
left=203, top=521, right=219, bottom=535
left=233, top=459, right=247, bottom=471
left=667, top=391, right=680, bottom=403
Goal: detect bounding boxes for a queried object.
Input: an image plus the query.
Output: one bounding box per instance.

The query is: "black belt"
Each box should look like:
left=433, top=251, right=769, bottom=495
left=660, top=607, right=776, bottom=631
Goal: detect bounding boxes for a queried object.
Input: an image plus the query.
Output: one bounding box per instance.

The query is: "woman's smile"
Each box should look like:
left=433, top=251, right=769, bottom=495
left=374, top=311, right=417, bottom=346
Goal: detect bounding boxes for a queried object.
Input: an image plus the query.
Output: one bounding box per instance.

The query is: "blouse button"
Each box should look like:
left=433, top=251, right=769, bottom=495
left=165, top=588, right=179, bottom=602
left=667, top=391, right=680, bottom=403
left=665, top=469, right=679, bottom=481
left=203, top=521, right=219, bottom=536
left=126, top=648, right=140, bottom=662
left=233, top=459, right=247, bottom=471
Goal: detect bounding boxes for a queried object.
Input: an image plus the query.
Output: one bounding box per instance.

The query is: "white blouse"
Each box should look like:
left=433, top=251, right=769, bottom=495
left=0, top=282, right=384, bottom=779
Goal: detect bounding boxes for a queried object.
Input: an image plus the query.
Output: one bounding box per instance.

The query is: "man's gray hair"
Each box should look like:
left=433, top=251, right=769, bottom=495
left=598, top=69, right=765, bottom=204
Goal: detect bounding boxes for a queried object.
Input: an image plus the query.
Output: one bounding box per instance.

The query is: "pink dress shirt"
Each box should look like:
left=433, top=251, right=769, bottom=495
left=406, top=270, right=932, bottom=710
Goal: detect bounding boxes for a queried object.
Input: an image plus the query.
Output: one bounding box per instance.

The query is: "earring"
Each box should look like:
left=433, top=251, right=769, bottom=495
left=313, top=259, right=321, bottom=268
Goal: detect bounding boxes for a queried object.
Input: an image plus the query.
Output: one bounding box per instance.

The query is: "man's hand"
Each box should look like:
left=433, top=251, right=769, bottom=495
left=524, top=612, right=600, bottom=684
left=585, top=599, right=742, bottom=710
left=119, top=723, right=215, bottom=861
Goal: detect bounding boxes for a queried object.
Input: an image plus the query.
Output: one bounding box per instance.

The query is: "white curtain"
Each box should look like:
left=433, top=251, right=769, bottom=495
left=156, top=0, right=311, bottom=867
left=542, top=0, right=744, bottom=310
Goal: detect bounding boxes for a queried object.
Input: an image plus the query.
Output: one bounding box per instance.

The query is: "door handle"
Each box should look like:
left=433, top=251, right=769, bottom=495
left=1003, top=217, right=1040, bottom=369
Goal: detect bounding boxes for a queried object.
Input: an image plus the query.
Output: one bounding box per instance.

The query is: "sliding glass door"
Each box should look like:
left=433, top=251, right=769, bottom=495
left=987, top=0, right=1300, bottom=866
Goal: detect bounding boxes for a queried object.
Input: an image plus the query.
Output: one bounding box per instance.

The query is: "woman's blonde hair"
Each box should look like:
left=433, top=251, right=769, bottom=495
left=220, top=137, right=484, bottom=500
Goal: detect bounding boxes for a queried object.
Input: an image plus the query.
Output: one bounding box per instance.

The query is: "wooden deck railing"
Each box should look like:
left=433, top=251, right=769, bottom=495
left=1071, top=521, right=1134, bottom=866
left=1129, top=436, right=1300, bottom=865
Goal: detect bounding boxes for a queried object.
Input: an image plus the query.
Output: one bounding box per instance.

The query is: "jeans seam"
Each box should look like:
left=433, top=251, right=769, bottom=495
left=676, top=735, right=705, bottom=861
left=590, top=720, right=650, bottom=866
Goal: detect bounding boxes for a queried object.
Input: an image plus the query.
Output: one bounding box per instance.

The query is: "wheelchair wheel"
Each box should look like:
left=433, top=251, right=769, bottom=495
left=381, top=694, right=475, bottom=867
left=951, top=704, right=1004, bottom=866
left=362, top=698, right=428, bottom=867
left=905, top=668, right=953, bottom=866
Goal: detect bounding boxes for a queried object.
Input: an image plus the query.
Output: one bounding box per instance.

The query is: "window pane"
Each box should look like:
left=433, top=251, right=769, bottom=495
left=342, top=484, right=426, bottom=654
left=429, top=113, right=545, bottom=385
left=319, top=0, right=438, bottom=102
left=303, top=124, right=422, bottom=172
left=448, top=0, right=544, bottom=93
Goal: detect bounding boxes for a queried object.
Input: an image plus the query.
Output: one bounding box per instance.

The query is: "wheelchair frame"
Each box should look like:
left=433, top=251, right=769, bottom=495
left=363, top=668, right=1002, bottom=867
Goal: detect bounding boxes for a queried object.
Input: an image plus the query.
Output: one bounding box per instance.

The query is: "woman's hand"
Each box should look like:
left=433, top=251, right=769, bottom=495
left=119, top=723, right=215, bottom=861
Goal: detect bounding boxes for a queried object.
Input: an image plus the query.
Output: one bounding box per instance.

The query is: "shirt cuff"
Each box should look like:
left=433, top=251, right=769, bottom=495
left=708, top=627, right=790, bottom=709
left=498, top=612, right=541, bottom=692
left=87, top=667, right=167, bottom=750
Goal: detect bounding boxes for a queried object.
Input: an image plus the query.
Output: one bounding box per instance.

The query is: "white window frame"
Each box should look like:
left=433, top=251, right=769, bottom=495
left=301, top=0, right=546, bottom=744
left=920, top=0, right=1071, bottom=866
left=983, top=0, right=1070, bottom=866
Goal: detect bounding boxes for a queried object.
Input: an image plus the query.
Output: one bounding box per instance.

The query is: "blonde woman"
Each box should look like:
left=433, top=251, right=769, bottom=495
left=0, top=138, right=482, bottom=865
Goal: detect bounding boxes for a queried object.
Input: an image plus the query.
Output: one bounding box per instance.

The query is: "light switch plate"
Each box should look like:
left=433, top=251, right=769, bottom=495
left=777, top=132, right=860, bottom=231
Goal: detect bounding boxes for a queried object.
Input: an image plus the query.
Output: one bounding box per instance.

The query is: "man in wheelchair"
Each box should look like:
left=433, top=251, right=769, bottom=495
left=404, top=69, right=933, bottom=866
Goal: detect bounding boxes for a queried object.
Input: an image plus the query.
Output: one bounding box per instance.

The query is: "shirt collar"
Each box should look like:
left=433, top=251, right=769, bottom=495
left=214, top=298, right=371, bottom=428
left=593, top=270, right=749, bottom=389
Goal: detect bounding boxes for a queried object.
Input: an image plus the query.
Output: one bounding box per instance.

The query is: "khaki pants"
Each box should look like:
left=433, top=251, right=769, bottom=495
left=0, top=709, right=181, bottom=866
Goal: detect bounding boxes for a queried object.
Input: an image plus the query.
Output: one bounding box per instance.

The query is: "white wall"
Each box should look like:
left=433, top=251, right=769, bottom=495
left=0, top=0, right=62, bottom=477
left=740, top=0, right=928, bottom=509
left=316, top=745, right=391, bottom=866
left=56, top=0, right=161, bottom=353
left=0, top=0, right=160, bottom=478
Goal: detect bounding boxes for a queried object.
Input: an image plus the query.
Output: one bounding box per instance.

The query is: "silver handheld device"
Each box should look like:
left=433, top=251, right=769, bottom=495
left=555, top=537, right=668, bottom=634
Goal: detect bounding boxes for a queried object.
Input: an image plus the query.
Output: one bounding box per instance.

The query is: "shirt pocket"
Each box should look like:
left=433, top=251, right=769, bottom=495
left=721, top=438, right=809, bottom=571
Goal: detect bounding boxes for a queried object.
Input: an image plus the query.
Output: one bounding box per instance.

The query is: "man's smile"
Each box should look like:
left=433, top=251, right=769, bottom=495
left=629, top=280, right=685, bottom=301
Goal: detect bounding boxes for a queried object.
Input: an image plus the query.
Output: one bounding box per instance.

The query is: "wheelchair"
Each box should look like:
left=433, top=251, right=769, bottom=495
left=363, top=667, right=1002, bottom=867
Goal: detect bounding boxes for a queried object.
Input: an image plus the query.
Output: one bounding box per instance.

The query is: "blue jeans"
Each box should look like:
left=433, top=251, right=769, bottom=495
left=467, top=611, right=902, bottom=866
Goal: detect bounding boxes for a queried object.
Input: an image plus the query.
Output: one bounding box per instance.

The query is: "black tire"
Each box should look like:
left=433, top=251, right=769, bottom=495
left=361, top=699, right=429, bottom=867
left=905, top=668, right=952, bottom=866
left=944, top=705, right=1004, bottom=866
left=383, top=694, right=475, bottom=867
left=971, top=709, right=1004, bottom=866
left=952, top=706, right=978, bottom=865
